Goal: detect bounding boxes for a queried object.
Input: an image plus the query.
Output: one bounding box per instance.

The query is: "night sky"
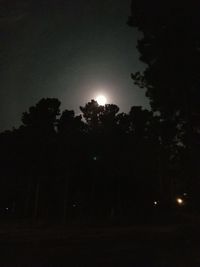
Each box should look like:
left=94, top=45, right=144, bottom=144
left=0, top=0, right=149, bottom=132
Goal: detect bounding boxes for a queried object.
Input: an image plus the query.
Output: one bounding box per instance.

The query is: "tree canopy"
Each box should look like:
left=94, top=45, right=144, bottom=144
left=0, top=98, right=188, bottom=222
left=128, top=0, right=200, bottom=204
left=128, top=1, right=200, bottom=119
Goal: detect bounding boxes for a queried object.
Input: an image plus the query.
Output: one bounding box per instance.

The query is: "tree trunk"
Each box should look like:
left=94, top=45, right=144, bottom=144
left=63, top=177, right=68, bottom=223
left=33, top=178, right=40, bottom=221
left=117, top=175, right=123, bottom=217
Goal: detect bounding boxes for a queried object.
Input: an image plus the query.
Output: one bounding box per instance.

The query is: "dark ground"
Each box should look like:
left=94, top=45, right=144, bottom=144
left=0, top=217, right=200, bottom=267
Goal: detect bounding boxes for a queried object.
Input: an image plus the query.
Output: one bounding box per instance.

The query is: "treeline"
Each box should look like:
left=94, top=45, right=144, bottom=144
left=0, top=98, right=192, bottom=222
left=128, top=0, right=200, bottom=219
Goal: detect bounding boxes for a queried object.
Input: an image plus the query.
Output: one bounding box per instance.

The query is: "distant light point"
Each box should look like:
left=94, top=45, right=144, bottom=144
left=154, top=201, right=158, bottom=206
left=176, top=197, right=184, bottom=205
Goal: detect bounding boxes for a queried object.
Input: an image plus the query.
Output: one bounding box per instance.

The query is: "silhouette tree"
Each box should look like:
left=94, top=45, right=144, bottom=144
left=58, top=110, right=84, bottom=135
left=0, top=95, right=188, bottom=222
left=128, top=1, right=200, bottom=116
left=57, top=109, right=85, bottom=222
left=22, top=98, right=61, bottom=133
left=128, top=1, right=200, bottom=150
left=100, top=104, right=119, bottom=128
left=128, top=0, right=200, bottom=204
left=80, top=100, right=104, bottom=131
left=79, top=101, right=123, bottom=219
left=21, top=98, right=61, bottom=220
left=99, top=104, right=121, bottom=217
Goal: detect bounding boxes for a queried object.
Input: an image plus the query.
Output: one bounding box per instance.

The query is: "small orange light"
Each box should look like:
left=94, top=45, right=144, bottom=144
left=176, top=198, right=183, bottom=205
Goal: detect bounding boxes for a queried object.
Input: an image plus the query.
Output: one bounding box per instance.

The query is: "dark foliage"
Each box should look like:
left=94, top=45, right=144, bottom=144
left=0, top=98, right=188, bottom=223
left=129, top=0, right=200, bottom=208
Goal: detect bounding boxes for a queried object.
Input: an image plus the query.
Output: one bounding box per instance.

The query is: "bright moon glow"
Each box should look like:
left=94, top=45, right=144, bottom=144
left=96, top=95, right=107, bottom=105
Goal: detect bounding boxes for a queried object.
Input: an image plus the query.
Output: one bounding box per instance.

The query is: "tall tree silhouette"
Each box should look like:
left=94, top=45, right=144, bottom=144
left=80, top=101, right=122, bottom=219
left=0, top=96, right=189, bottom=221
left=128, top=0, right=200, bottom=203
left=21, top=98, right=61, bottom=220
left=128, top=1, right=200, bottom=116
left=22, top=98, right=61, bottom=133
left=57, top=110, right=85, bottom=222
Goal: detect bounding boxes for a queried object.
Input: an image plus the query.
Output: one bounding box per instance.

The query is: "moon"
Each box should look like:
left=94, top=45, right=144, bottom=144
left=96, top=95, right=107, bottom=105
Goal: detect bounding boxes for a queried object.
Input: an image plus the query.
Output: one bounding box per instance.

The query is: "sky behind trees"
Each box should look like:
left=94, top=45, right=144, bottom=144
left=0, top=0, right=149, bottom=132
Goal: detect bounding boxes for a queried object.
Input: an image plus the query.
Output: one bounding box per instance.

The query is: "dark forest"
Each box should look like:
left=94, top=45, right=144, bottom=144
left=0, top=0, right=200, bottom=266
left=0, top=97, right=196, bottom=223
